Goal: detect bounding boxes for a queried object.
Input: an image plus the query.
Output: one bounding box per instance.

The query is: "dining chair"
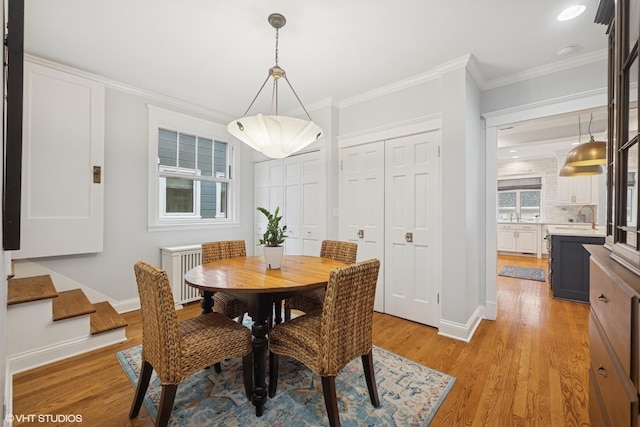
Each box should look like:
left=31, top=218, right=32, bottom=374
left=284, top=240, right=358, bottom=321
left=268, top=258, right=381, bottom=427
left=130, top=261, right=252, bottom=427
left=202, top=240, right=249, bottom=324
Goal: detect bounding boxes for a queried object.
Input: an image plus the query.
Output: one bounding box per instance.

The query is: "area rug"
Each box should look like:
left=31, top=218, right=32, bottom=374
left=117, top=344, right=455, bottom=426
left=498, top=265, right=546, bottom=282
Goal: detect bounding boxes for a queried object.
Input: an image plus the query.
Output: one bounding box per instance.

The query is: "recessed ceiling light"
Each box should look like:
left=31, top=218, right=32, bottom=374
left=512, top=156, right=519, bottom=159
left=571, top=142, right=580, bottom=146
left=509, top=149, right=517, bottom=153
left=557, top=5, right=586, bottom=21
left=557, top=45, right=578, bottom=56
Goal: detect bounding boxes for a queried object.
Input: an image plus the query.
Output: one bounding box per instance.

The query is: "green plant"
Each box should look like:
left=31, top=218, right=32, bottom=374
left=257, top=206, right=288, bottom=247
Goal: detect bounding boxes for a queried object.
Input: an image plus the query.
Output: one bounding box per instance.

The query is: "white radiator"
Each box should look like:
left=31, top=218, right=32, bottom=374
left=160, top=245, right=202, bottom=307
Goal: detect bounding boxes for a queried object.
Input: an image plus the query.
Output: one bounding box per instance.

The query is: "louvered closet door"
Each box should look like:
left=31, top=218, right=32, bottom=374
left=384, top=132, right=440, bottom=327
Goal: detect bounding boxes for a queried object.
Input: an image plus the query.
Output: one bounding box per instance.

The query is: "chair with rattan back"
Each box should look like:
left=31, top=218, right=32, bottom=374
left=284, top=240, right=358, bottom=320
left=129, top=261, right=252, bottom=427
left=268, top=258, right=381, bottom=427
left=201, top=240, right=249, bottom=323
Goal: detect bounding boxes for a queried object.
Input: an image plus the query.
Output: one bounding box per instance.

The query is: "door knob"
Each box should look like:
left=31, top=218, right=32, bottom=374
left=405, top=232, right=413, bottom=243
left=358, top=229, right=364, bottom=239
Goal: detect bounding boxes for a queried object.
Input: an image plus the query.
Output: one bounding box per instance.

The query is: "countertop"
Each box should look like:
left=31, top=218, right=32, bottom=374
left=547, top=224, right=606, bottom=237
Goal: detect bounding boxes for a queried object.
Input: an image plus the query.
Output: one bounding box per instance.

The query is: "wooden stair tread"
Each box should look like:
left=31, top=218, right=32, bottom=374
left=52, top=289, right=96, bottom=321
left=90, top=302, right=128, bottom=335
left=8, top=275, right=58, bottom=305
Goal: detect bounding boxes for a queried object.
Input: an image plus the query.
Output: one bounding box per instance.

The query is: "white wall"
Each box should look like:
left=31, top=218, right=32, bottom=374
left=27, top=86, right=257, bottom=302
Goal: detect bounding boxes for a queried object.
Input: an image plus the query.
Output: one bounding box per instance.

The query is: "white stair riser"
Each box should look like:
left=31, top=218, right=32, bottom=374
left=7, top=299, right=89, bottom=356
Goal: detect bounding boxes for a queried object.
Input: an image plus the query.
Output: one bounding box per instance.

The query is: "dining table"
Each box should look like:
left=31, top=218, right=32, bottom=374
left=183, top=254, right=346, bottom=417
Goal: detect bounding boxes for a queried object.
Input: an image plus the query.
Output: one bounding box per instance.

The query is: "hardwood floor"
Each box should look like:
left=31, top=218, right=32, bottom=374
left=11, top=255, right=590, bottom=426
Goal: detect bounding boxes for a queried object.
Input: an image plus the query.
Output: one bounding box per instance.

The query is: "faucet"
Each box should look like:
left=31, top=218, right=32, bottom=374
left=578, top=205, right=596, bottom=230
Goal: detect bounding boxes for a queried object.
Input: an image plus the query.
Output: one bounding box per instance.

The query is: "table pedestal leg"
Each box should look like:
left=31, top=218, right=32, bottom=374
left=248, top=294, right=271, bottom=416
left=200, top=290, right=213, bottom=314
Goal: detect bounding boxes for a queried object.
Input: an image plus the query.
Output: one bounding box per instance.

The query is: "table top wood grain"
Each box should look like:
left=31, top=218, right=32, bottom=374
left=184, top=255, right=346, bottom=294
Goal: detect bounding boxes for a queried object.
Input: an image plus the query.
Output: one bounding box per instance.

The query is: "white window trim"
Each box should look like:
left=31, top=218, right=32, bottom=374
left=147, top=105, right=239, bottom=231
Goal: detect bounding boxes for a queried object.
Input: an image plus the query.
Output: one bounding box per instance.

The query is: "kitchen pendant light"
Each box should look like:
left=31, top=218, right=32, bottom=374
left=227, top=13, right=323, bottom=159
left=559, top=164, right=603, bottom=176
left=564, top=113, right=606, bottom=166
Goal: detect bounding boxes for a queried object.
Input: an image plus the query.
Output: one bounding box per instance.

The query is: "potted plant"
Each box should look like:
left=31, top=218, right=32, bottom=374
left=257, top=206, right=288, bottom=269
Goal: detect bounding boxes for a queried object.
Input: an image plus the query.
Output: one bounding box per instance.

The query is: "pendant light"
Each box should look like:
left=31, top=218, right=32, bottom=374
left=227, top=13, right=323, bottom=159
left=559, top=164, right=604, bottom=176
left=564, top=113, right=606, bottom=166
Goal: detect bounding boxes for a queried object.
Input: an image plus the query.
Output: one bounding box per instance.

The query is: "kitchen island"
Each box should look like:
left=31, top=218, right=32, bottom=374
left=547, top=225, right=605, bottom=303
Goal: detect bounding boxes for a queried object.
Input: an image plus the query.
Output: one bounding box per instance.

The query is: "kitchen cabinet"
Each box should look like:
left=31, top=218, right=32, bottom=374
left=586, top=245, right=639, bottom=427
left=549, top=234, right=604, bottom=302
left=557, top=156, right=599, bottom=204
left=497, top=223, right=538, bottom=255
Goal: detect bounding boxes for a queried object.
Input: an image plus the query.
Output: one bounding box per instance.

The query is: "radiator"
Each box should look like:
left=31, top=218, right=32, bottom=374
left=160, top=245, right=202, bottom=307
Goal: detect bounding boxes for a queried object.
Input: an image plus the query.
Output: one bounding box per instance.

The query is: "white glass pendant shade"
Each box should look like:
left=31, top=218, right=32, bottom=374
left=227, top=114, right=323, bottom=159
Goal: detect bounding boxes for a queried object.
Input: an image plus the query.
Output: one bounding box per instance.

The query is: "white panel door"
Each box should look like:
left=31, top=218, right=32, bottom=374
left=15, top=61, right=105, bottom=259
left=283, top=157, right=301, bottom=255
left=254, top=159, right=283, bottom=255
left=299, top=152, right=325, bottom=255
left=384, top=132, right=440, bottom=327
left=339, top=142, right=385, bottom=312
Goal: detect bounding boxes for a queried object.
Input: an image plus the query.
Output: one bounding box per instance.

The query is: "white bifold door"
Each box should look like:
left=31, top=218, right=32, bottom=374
left=384, top=133, right=440, bottom=327
left=339, top=131, right=440, bottom=326
left=339, top=141, right=385, bottom=312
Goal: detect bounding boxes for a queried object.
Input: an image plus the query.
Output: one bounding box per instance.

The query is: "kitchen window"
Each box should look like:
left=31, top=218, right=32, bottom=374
left=147, top=105, right=238, bottom=230
left=497, top=177, right=542, bottom=221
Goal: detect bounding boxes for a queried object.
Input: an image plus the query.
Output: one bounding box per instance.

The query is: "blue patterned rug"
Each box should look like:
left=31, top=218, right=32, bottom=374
left=499, top=265, right=546, bottom=282
left=117, top=344, right=455, bottom=426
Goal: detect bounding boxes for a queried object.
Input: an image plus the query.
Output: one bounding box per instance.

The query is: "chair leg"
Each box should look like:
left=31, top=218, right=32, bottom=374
left=361, top=350, right=380, bottom=407
left=321, top=376, right=341, bottom=427
left=129, top=360, right=153, bottom=418
left=156, top=384, right=177, bottom=427
left=268, top=352, right=279, bottom=398
left=284, top=299, right=291, bottom=321
left=213, top=362, right=222, bottom=373
left=242, top=353, right=253, bottom=400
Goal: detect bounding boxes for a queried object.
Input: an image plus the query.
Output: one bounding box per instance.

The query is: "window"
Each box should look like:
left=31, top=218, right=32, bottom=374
left=497, top=177, right=542, bottom=221
left=148, top=106, right=238, bottom=229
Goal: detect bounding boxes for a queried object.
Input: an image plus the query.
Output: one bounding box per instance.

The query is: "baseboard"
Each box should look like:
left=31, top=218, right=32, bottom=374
left=4, top=361, right=12, bottom=427
left=111, top=297, right=140, bottom=314
left=438, top=306, right=485, bottom=342
left=7, top=329, right=126, bottom=375
left=484, top=301, right=497, bottom=320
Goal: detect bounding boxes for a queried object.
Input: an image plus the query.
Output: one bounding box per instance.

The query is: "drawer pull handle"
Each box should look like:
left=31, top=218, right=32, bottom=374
left=597, top=294, right=608, bottom=303
left=597, top=366, right=608, bottom=378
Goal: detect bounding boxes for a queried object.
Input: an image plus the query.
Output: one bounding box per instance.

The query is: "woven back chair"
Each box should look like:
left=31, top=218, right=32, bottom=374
left=269, top=259, right=381, bottom=427
left=284, top=240, right=358, bottom=320
left=202, top=240, right=249, bottom=323
left=130, top=261, right=252, bottom=427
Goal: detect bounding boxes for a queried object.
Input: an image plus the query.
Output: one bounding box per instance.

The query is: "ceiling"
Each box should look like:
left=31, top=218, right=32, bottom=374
left=23, top=0, right=609, bottom=155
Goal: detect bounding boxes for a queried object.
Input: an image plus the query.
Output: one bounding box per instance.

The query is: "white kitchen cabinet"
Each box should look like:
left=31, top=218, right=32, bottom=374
left=497, top=223, right=539, bottom=255
left=556, top=156, right=599, bottom=205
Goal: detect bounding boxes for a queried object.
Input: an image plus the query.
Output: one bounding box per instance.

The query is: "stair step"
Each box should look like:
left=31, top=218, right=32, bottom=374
left=52, top=289, right=96, bottom=321
left=90, top=302, right=128, bottom=335
left=8, top=275, right=58, bottom=305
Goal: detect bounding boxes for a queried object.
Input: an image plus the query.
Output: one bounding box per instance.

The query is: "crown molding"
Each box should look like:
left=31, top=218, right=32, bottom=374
left=481, top=49, right=608, bottom=90
left=24, top=53, right=234, bottom=123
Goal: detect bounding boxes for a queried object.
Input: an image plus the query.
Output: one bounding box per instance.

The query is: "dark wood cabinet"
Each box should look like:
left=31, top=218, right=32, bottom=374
left=549, top=234, right=605, bottom=302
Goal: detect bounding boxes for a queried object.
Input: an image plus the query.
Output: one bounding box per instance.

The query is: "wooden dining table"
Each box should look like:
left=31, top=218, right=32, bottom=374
left=183, top=254, right=346, bottom=417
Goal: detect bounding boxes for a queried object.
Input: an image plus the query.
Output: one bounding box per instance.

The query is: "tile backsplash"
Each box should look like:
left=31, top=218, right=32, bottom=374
left=497, top=156, right=605, bottom=224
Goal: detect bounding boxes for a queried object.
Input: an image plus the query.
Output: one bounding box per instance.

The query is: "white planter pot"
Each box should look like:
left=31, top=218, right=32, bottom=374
left=263, top=246, right=284, bottom=269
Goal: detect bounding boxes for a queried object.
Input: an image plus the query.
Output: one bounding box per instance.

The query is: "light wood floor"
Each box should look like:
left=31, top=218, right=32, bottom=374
left=12, top=255, right=590, bottom=426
